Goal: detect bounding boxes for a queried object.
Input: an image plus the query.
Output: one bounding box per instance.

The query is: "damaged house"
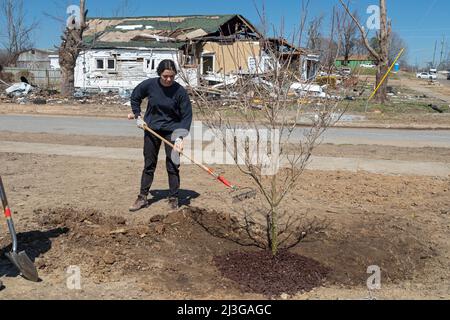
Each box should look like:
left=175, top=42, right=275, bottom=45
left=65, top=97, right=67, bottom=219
left=75, top=14, right=320, bottom=91
left=264, top=38, right=320, bottom=81
left=16, top=49, right=60, bottom=70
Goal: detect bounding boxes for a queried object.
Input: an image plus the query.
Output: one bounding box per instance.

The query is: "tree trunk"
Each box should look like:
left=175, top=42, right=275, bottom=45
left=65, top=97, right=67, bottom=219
left=60, top=66, right=75, bottom=97
left=269, top=174, right=278, bottom=256
left=375, top=63, right=388, bottom=103
left=59, top=0, right=87, bottom=97
left=270, top=207, right=278, bottom=256
left=338, top=0, right=391, bottom=104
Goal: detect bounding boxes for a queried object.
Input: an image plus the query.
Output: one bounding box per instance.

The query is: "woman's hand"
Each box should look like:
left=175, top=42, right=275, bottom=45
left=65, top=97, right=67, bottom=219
left=136, top=116, right=145, bottom=129
left=174, top=137, right=184, bottom=153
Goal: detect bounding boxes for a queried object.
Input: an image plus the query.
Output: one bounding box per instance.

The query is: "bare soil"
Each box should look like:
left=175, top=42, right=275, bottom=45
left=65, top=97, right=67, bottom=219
left=0, top=151, right=449, bottom=299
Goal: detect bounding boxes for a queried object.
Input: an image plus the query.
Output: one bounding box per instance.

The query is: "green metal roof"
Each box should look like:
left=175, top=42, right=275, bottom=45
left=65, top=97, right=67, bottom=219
left=88, top=14, right=238, bottom=34
left=85, top=40, right=184, bottom=49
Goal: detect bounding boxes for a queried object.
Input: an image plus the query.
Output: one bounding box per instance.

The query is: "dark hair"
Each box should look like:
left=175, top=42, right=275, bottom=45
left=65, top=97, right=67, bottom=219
left=157, top=59, right=177, bottom=76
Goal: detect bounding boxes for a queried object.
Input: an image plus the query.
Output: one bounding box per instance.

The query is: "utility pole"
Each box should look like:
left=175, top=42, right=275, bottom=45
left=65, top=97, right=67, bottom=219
left=432, top=40, right=437, bottom=67
left=439, top=35, right=445, bottom=67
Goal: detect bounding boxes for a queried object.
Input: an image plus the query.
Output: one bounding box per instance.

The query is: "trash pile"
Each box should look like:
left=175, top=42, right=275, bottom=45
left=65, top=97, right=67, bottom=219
left=1, top=81, right=131, bottom=106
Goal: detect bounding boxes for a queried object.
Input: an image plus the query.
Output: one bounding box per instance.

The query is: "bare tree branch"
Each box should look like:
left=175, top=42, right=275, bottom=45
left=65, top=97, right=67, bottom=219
left=338, top=0, right=380, bottom=61
left=0, top=0, right=38, bottom=65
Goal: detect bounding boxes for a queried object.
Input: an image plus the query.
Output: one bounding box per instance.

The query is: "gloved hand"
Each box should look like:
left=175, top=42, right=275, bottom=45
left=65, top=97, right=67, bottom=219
left=174, top=137, right=184, bottom=153
left=136, top=116, right=145, bottom=129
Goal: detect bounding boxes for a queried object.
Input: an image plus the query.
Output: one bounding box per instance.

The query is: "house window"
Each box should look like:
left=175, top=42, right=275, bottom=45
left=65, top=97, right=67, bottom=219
left=96, top=59, right=104, bottom=70
left=201, top=54, right=215, bottom=75
left=107, top=59, right=116, bottom=70
left=145, top=58, right=157, bottom=72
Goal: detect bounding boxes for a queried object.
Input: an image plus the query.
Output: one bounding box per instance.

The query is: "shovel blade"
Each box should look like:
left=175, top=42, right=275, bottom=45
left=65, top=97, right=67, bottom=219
left=6, top=251, right=39, bottom=282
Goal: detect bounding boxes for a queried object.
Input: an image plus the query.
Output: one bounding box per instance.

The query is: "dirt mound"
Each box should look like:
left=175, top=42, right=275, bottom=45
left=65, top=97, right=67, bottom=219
left=2, top=201, right=439, bottom=298
left=214, top=250, right=330, bottom=297
left=35, top=207, right=127, bottom=229
left=26, top=207, right=331, bottom=297
left=32, top=207, right=170, bottom=281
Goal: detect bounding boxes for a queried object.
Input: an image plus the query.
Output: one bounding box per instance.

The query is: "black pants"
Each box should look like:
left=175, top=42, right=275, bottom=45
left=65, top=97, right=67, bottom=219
left=140, top=130, right=180, bottom=198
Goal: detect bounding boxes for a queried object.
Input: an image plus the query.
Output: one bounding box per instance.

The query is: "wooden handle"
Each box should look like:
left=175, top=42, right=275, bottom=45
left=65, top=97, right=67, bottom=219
left=0, top=176, right=9, bottom=210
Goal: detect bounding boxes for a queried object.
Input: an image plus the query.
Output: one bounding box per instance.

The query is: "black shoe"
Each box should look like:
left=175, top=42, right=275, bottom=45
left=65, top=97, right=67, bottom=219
left=168, top=197, right=179, bottom=211
left=129, top=194, right=148, bottom=212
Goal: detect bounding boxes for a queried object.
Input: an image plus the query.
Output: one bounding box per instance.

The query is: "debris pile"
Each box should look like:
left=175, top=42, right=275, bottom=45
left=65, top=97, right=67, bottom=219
left=1, top=82, right=131, bottom=106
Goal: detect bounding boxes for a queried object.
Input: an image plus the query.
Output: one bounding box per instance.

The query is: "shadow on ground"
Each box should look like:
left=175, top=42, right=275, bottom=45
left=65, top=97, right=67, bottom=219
left=0, top=227, right=68, bottom=279
left=149, top=189, right=200, bottom=206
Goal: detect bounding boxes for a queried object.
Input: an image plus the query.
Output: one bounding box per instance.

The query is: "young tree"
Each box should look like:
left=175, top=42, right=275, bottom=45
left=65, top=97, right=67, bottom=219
left=339, top=0, right=391, bottom=103
left=0, top=0, right=38, bottom=66
left=58, top=0, right=87, bottom=96
left=180, top=32, right=346, bottom=256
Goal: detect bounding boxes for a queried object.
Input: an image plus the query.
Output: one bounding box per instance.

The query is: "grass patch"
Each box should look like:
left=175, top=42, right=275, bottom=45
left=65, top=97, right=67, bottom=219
left=343, top=98, right=448, bottom=114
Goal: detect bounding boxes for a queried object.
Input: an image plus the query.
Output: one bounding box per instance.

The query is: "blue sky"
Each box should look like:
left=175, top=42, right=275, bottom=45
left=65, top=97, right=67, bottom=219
left=20, top=0, right=450, bottom=67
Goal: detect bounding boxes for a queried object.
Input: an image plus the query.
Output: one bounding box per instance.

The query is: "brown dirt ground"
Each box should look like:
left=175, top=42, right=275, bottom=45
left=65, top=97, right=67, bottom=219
left=0, top=151, right=449, bottom=299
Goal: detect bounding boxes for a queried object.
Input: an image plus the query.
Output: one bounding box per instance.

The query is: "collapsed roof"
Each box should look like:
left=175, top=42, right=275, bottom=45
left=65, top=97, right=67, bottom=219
left=83, top=14, right=262, bottom=49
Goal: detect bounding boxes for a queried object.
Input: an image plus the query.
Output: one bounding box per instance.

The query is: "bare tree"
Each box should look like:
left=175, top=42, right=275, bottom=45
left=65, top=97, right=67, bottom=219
left=337, top=7, right=360, bottom=66
left=322, top=6, right=342, bottom=72
left=0, top=0, right=38, bottom=66
left=297, top=0, right=310, bottom=48
left=369, top=32, right=406, bottom=65
left=111, top=0, right=138, bottom=17
left=389, top=32, right=407, bottom=66
left=339, top=0, right=391, bottom=103
left=306, top=15, right=324, bottom=52
left=179, top=27, right=347, bottom=256
left=58, top=0, right=87, bottom=96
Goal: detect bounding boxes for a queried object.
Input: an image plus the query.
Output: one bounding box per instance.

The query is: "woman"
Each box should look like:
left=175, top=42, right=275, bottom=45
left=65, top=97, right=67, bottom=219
left=129, top=59, right=192, bottom=212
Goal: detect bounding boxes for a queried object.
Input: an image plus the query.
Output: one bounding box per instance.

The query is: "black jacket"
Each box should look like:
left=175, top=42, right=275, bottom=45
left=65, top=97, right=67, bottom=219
left=131, top=78, right=193, bottom=136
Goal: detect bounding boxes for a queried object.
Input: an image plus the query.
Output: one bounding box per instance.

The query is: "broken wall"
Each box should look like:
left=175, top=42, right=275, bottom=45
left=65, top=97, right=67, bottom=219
left=74, top=48, right=197, bottom=90
left=201, top=41, right=262, bottom=74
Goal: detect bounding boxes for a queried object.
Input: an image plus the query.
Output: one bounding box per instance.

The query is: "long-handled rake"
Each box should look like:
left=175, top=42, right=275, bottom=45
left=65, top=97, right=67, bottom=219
left=128, top=115, right=256, bottom=203
left=0, top=176, right=39, bottom=282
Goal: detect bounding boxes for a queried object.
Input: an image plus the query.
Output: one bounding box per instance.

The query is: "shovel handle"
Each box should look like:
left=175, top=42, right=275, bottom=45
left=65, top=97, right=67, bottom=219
left=0, top=176, right=17, bottom=252
left=127, top=116, right=240, bottom=191
left=0, top=176, right=9, bottom=210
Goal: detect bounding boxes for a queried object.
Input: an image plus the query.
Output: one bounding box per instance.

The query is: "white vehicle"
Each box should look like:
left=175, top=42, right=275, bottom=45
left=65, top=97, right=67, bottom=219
left=416, top=72, right=437, bottom=80
left=360, top=63, right=376, bottom=68
left=338, top=67, right=351, bottom=75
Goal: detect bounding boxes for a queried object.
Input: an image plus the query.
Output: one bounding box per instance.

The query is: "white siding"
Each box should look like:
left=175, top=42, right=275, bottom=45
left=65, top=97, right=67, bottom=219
left=75, top=48, right=196, bottom=90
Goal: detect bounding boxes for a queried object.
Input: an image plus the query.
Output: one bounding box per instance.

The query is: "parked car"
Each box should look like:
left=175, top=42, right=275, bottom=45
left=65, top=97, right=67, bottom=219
left=360, top=63, right=376, bottom=68
left=416, top=72, right=437, bottom=80
left=338, top=67, right=352, bottom=75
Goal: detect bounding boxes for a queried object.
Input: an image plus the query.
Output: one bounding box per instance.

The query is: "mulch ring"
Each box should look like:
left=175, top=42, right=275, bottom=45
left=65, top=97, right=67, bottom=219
left=213, top=250, right=330, bottom=297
